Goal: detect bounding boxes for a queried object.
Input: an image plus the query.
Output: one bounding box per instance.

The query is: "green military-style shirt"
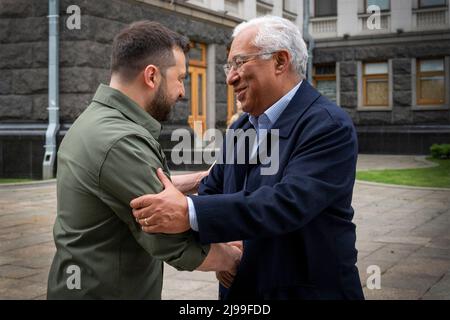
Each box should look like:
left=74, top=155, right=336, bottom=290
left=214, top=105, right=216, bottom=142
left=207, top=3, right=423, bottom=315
left=47, top=84, right=210, bottom=299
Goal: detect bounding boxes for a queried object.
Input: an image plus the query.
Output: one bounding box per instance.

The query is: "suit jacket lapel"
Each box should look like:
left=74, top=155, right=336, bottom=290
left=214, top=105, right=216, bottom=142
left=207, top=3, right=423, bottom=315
left=228, top=81, right=322, bottom=191
left=227, top=119, right=254, bottom=191
left=272, top=80, right=321, bottom=138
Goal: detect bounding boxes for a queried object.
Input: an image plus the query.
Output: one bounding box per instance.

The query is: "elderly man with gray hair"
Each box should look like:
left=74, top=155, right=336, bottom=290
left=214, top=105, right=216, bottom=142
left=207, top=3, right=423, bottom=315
left=131, top=15, right=364, bottom=300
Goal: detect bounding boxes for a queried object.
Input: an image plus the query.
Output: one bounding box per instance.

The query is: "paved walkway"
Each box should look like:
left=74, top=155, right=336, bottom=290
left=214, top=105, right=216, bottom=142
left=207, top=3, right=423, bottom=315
left=356, top=154, right=437, bottom=171
left=0, top=155, right=449, bottom=299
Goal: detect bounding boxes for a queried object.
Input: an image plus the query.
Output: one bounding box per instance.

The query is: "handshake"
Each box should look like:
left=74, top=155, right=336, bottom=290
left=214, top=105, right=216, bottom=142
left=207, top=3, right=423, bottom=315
left=173, top=169, right=243, bottom=288
left=132, top=168, right=243, bottom=289
left=205, top=241, right=243, bottom=289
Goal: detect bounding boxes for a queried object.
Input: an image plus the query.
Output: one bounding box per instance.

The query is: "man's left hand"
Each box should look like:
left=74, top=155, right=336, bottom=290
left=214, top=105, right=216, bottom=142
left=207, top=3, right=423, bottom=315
left=131, top=168, right=190, bottom=233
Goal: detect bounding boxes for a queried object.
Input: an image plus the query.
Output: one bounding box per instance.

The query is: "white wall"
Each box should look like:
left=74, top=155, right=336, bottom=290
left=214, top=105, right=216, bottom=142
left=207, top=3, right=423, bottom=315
left=272, top=0, right=283, bottom=16
left=391, top=0, right=413, bottom=32
left=338, top=0, right=359, bottom=36
left=209, top=0, right=225, bottom=11
left=187, top=0, right=304, bottom=30
left=244, top=0, right=257, bottom=19
left=295, top=0, right=304, bottom=34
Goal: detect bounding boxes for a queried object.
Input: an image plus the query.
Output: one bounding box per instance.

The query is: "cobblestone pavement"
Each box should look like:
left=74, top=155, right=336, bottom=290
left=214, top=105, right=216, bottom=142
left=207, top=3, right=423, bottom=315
left=0, top=155, right=449, bottom=300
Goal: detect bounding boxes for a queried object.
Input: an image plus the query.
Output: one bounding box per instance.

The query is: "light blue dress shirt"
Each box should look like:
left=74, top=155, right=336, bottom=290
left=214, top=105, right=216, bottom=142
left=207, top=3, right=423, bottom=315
left=187, top=81, right=302, bottom=231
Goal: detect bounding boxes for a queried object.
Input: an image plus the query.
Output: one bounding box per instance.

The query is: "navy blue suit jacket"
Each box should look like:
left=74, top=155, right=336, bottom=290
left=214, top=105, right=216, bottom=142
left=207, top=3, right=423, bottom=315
left=191, top=81, right=364, bottom=300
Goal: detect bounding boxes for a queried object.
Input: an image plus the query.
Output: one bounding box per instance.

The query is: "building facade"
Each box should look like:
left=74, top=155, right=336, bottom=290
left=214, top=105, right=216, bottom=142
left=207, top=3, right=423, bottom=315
left=309, top=0, right=450, bottom=154
left=0, top=0, right=449, bottom=178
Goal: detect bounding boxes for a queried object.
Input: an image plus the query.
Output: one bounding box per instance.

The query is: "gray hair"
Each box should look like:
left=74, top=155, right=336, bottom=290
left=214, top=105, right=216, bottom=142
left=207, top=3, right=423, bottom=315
left=232, top=15, right=308, bottom=79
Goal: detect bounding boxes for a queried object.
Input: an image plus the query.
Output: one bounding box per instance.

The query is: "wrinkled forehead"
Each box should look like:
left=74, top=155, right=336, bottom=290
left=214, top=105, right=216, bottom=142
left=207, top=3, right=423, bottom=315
left=228, top=26, right=259, bottom=60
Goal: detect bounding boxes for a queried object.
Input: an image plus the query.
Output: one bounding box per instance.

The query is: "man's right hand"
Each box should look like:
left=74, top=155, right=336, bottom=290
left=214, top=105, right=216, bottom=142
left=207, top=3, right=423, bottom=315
left=215, top=241, right=243, bottom=288
left=196, top=243, right=242, bottom=278
left=171, top=170, right=209, bottom=195
left=216, top=271, right=235, bottom=288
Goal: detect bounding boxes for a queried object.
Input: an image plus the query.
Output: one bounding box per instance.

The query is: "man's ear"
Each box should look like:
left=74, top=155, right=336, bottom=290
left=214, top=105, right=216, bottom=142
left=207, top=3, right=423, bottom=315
left=274, top=50, right=290, bottom=74
left=143, top=65, right=159, bottom=89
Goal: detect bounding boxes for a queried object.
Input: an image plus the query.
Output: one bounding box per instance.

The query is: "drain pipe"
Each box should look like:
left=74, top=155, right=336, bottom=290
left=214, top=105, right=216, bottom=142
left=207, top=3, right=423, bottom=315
left=303, top=0, right=314, bottom=84
left=43, top=0, right=59, bottom=180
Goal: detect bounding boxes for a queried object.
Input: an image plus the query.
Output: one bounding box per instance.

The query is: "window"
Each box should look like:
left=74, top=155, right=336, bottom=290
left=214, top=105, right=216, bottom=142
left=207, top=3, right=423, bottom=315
left=227, top=85, right=237, bottom=126
left=188, top=42, right=206, bottom=64
left=366, top=0, right=390, bottom=11
left=313, top=64, right=337, bottom=102
left=314, top=0, right=337, bottom=17
left=188, top=42, right=207, bottom=134
left=363, top=62, right=389, bottom=106
left=417, top=58, right=445, bottom=105
left=227, top=46, right=238, bottom=125
left=419, top=0, right=447, bottom=8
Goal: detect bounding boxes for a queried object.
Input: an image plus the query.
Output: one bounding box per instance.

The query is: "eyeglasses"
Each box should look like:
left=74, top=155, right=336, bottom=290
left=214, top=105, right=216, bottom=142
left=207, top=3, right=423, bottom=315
left=223, top=51, right=277, bottom=76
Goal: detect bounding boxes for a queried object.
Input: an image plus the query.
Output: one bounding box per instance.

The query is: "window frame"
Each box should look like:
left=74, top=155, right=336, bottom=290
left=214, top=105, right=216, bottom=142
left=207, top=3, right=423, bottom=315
left=313, top=64, right=337, bottom=102
left=418, top=0, right=447, bottom=9
left=187, top=42, right=207, bottom=134
left=188, top=42, right=206, bottom=68
left=362, top=61, right=390, bottom=107
left=365, top=0, right=390, bottom=12
left=416, top=57, right=446, bottom=105
left=314, top=0, right=337, bottom=17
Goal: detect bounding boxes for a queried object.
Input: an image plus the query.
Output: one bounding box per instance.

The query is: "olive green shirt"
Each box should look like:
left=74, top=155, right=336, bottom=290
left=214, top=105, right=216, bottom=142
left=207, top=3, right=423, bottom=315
left=47, top=84, right=210, bottom=300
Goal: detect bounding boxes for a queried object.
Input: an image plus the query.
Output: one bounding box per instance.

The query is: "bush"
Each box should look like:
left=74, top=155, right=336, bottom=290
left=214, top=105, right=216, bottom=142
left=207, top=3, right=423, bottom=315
left=430, top=144, right=450, bottom=159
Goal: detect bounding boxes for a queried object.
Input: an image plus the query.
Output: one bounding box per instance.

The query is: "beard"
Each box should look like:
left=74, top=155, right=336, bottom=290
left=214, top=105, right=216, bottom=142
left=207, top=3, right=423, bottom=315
left=145, top=77, right=174, bottom=122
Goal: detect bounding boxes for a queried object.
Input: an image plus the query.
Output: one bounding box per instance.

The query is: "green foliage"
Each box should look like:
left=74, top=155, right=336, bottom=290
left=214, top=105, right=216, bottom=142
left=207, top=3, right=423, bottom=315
left=0, top=179, right=33, bottom=184
left=430, top=144, right=450, bottom=159
left=357, top=158, right=450, bottom=188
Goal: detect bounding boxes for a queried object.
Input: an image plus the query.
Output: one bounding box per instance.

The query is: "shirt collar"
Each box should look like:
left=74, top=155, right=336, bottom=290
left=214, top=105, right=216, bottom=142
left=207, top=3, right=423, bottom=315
left=92, top=84, right=162, bottom=140
left=248, top=80, right=302, bottom=130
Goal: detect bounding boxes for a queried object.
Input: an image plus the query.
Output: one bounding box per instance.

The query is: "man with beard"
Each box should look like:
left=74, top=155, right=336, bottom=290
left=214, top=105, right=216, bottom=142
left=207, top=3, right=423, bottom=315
left=47, top=21, right=241, bottom=299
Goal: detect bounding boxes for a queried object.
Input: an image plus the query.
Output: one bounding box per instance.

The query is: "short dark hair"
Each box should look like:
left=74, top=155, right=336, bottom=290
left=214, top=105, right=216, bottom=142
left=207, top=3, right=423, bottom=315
left=111, top=21, right=190, bottom=81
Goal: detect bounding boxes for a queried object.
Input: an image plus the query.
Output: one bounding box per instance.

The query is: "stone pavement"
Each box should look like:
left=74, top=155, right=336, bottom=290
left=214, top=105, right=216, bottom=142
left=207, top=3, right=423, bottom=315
left=356, top=154, right=437, bottom=171
left=0, top=155, right=449, bottom=300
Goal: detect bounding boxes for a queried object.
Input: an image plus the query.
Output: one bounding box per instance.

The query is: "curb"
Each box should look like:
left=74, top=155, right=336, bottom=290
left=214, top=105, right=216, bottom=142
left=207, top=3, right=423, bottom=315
left=355, top=179, right=450, bottom=191
left=0, top=179, right=56, bottom=190
left=3, top=178, right=447, bottom=192
left=356, top=155, right=438, bottom=171
left=355, top=156, right=449, bottom=191
left=0, top=157, right=446, bottom=191
left=413, top=155, right=439, bottom=168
